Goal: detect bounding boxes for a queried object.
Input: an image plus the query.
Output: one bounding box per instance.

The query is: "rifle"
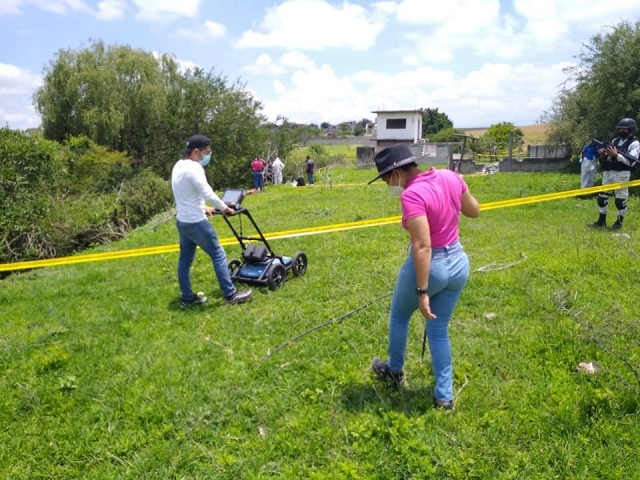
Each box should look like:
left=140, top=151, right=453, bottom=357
left=592, top=138, right=639, bottom=167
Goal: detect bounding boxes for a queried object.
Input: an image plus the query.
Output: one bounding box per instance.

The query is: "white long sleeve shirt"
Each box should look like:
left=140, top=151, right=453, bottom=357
left=171, top=159, right=227, bottom=223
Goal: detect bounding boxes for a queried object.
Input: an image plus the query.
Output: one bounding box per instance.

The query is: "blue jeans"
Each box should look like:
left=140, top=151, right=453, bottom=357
left=307, top=172, right=314, bottom=185
left=176, top=219, right=236, bottom=300
left=387, top=242, right=469, bottom=402
left=253, top=171, right=264, bottom=190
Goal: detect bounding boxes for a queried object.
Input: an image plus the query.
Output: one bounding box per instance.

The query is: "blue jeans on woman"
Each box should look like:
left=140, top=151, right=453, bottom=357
left=387, top=242, right=469, bottom=402
left=253, top=171, right=264, bottom=190
left=176, top=219, right=236, bottom=301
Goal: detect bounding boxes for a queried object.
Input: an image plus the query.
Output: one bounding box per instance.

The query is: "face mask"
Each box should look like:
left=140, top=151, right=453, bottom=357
left=388, top=172, right=404, bottom=198
left=199, top=153, right=211, bottom=167
left=619, top=130, right=630, bottom=138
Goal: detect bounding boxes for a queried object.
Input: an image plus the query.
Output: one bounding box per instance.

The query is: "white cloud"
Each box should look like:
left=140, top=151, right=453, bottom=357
left=96, top=0, right=125, bottom=20
left=242, top=54, right=287, bottom=76
left=395, top=0, right=640, bottom=66
left=241, top=52, right=317, bottom=76
left=258, top=60, right=575, bottom=127
left=0, top=0, right=90, bottom=15
left=0, top=63, right=42, bottom=95
left=236, top=0, right=386, bottom=50
left=273, top=79, right=287, bottom=95
left=177, top=20, right=227, bottom=41
left=0, top=63, right=42, bottom=129
left=0, top=107, right=40, bottom=129
left=278, top=52, right=314, bottom=69
left=134, top=0, right=200, bottom=21
left=0, top=0, right=23, bottom=14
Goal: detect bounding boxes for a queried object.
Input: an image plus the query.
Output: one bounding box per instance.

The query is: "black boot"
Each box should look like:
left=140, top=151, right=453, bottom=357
left=589, top=213, right=607, bottom=228
left=611, top=216, right=624, bottom=230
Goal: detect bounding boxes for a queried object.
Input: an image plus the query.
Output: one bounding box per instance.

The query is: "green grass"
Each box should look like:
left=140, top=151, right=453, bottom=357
left=2, top=169, right=640, bottom=479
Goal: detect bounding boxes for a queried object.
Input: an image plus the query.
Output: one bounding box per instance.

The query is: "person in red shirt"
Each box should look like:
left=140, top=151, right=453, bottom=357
left=251, top=157, right=266, bottom=191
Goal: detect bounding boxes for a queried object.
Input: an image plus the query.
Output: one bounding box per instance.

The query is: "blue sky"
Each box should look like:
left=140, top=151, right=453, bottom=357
left=1, top=0, right=640, bottom=130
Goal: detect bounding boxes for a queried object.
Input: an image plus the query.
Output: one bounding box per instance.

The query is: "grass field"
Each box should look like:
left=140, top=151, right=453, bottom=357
left=2, top=168, right=640, bottom=479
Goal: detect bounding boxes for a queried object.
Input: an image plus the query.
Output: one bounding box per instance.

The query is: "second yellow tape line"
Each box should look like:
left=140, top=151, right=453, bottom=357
left=2, top=179, right=638, bottom=272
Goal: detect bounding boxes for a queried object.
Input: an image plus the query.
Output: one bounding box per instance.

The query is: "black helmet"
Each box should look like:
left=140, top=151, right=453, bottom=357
left=617, top=118, right=637, bottom=130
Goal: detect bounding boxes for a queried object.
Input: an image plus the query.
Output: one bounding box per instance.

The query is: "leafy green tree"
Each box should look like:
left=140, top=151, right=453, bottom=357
left=428, top=127, right=466, bottom=142
left=542, top=21, right=640, bottom=151
left=482, top=122, right=524, bottom=146
left=354, top=123, right=366, bottom=136
left=33, top=39, right=266, bottom=188
left=337, top=122, right=353, bottom=138
left=421, top=108, right=454, bottom=138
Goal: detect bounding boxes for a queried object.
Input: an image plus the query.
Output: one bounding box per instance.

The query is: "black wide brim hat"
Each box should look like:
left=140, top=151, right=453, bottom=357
left=368, top=143, right=418, bottom=184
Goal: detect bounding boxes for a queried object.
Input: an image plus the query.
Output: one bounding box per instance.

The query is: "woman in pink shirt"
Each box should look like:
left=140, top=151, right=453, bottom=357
left=368, top=143, right=480, bottom=410
left=251, top=157, right=265, bottom=191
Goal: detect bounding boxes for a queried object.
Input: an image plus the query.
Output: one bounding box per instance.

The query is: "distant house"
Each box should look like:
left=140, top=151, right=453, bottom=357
left=371, top=110, right=423, bottom=151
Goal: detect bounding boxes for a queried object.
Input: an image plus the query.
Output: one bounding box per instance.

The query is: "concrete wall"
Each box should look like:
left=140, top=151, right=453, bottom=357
left=499, top=157, right=571, bottom=172
left=457, top=156, right=571, bottom=174
left=356, top=146, right=375, bottom=170
left=527, top=144, right=571, bottom=159
left=305, top=136, right=374, bottom=146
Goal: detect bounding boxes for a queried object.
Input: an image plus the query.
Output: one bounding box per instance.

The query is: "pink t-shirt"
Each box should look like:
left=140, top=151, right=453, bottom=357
left=251, top=160, right=264, bottom=172
left=400, top=168, right=468, bottom=248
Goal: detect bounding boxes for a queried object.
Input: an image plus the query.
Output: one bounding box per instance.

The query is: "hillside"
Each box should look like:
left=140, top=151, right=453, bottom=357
left=463, top=123, right=550, bottom=146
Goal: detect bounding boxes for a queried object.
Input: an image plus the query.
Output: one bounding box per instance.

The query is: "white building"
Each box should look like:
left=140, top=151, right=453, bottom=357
left=371, top=109, right=423, bottom=151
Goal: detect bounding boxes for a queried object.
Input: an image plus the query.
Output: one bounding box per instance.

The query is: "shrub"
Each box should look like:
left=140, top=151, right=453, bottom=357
left=117, top=169, right=174, bottom=228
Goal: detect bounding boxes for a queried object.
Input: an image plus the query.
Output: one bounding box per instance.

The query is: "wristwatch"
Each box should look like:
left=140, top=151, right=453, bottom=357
left=416, top=287, right=429, bottom=296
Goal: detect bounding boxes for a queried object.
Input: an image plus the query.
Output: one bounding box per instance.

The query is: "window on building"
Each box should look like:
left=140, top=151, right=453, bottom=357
left=386, top=118, right=407, bottom=129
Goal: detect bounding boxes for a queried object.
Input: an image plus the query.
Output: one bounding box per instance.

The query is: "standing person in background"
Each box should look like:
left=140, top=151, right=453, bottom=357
left=367, top=143, right=480, bottom=411
left=305, top=155, right=315, bottom=186
left=171, top=135, right=253, bottom=307
left=251, top=157, right=265, bottom=192
left=579, top=141, right=598, bottom=194
left=272, top=156, right=285, bottom=185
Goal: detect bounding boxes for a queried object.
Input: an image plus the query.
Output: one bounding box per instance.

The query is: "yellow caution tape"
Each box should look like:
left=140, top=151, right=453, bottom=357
left=1, top=179, right=638, bottom=272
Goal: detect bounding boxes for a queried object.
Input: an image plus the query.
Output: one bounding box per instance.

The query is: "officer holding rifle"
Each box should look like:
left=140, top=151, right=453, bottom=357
left=590, top=118, right=640, bottom=230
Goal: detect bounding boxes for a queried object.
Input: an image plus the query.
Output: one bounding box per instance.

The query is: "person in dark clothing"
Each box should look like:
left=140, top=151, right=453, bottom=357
left=305, top=156, right=315, bottom=185
left=590, top=118, right=640, bottom=230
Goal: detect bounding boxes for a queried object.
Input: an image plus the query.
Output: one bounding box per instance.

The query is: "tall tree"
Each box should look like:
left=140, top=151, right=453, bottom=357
left=542, top=21, right=640, bottom=150
left=33, top=39, right=266, bottom=188
left=420, top=108, right=454, bottom=138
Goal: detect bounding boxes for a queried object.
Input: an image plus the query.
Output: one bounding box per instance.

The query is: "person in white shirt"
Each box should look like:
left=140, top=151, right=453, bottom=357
left=272, top=156, right=284, bottom=185
left=171, top=135, right=253, bottom=307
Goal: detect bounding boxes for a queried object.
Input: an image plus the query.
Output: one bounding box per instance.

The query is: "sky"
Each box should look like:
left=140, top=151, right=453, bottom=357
left=1, top=0, right=640, bottom=130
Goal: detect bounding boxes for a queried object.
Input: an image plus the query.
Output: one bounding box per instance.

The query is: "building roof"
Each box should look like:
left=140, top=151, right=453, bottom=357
left=371, top=109, right=423, bottom=114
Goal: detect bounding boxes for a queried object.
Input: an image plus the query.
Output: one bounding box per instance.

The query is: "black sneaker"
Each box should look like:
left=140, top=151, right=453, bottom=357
left=611, top=220, right=623, bottom=230
left=433, top=397, right=454, bottom=411
left=180, top=294, right=208, bottom=308
left=588, top=221, right=606, bottom=228
left=371, top=358, right=405, bottom=387
left=226, top=289, right=253, bottom=305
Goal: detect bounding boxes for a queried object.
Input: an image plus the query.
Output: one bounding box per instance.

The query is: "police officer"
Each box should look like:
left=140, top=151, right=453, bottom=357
left=590, top=118, right=640, bottom=230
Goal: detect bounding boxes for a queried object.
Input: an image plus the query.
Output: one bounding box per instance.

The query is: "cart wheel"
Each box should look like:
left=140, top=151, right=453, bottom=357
left=268, top=264, right=287, bottom=290
left=228, top=258, right=241, bottom=277
left=291, top=252, right=308, bottom=277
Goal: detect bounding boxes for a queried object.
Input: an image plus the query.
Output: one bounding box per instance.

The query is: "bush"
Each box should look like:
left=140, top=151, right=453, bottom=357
left=0, top=129, right=174, bottom=266
left=117, top=169, right=174, bottom=228
left=63, top=136, right=133, bottom=194
left=428, top=127, right=466, bottom=143
left=0, top=128, right=64, bottom=263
